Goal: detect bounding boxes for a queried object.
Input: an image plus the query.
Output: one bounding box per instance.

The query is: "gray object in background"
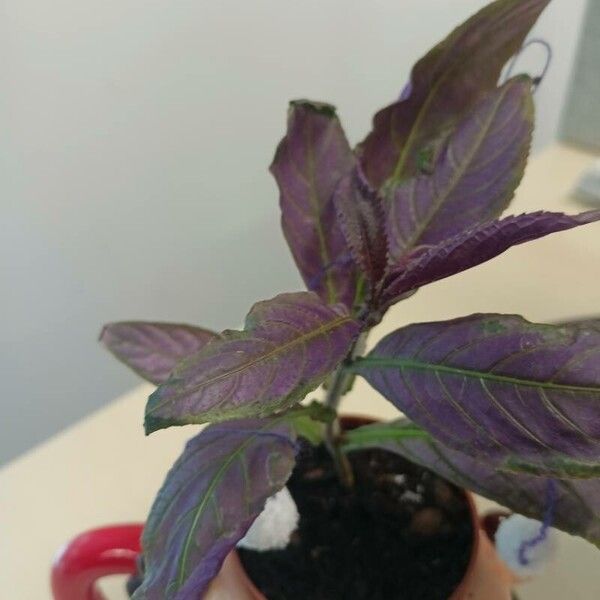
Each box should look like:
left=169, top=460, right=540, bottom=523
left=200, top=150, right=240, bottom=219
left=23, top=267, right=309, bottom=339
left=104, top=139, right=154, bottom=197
left=572, top=159, right=600, bottom=206
left=561, top=0, right=600, bottom=151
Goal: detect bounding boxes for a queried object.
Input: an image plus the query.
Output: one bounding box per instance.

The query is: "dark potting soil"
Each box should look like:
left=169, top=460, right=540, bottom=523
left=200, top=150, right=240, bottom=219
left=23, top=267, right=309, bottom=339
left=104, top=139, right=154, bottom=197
left=239, top=443, right=473, bottom=600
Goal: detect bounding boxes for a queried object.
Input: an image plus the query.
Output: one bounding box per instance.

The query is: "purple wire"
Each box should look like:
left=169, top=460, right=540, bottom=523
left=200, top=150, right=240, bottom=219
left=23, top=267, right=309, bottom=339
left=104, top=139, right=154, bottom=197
left=518, top=479, right=557, bottom=566
left=503, top=38, right=553, bottom=93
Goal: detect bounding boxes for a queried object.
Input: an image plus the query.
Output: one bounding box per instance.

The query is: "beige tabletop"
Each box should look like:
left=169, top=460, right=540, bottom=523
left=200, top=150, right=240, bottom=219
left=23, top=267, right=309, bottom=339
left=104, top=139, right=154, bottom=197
left=2, top=143, right=600, bottom=599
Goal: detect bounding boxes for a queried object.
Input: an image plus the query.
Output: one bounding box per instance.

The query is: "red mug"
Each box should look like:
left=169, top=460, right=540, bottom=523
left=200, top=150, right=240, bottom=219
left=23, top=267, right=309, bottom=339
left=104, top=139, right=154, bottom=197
left=51, top=522, right=276, bottom=600
left=51, top=513, right=517, bottom=600
left=51, top=524, right=142, bottom=600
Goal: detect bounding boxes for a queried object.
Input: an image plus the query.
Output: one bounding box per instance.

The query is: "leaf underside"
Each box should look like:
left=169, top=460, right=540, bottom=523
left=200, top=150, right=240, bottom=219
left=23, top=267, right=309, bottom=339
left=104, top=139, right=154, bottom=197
left=333, top=167, right=388, bottom=298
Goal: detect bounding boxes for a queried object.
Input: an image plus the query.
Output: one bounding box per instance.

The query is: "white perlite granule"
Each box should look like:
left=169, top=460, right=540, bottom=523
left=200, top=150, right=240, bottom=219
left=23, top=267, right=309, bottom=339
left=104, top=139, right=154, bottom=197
left=237, top=487, right=299, bottom=551
left=495, top=514, right=557, bottom=578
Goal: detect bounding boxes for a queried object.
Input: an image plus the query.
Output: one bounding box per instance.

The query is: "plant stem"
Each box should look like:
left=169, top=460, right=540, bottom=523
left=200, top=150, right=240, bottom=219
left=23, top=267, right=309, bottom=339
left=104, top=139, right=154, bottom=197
left=324, top=361, right=353, bottom=413
left=324, top=332, right=366, bottom=488
left=324, top=364, right=355, bottom=488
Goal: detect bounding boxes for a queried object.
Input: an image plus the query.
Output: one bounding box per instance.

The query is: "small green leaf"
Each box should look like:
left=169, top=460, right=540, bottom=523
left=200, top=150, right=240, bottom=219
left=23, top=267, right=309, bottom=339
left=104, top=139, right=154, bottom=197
left=342, top=420, right=431, bottom=453
left=290, top=415, right=326, bottom=446
left=286, top=401, right=335, bottom=445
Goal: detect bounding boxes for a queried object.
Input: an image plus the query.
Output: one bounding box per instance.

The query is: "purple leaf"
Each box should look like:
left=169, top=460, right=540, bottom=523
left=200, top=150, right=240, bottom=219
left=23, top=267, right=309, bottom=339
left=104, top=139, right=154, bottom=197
left=387, top=78, right=534, bottom=262
left=145, top=292, right=360, bottom=434
left=133, top=417, right=297, bottom=599
left=355, top=314, right=600, bottom=478
left=271, top=100, right=360, bottom=309
left=100, top=322, right=218, bottom=385
left=344, top=419, right=600, bottom=546
left=333, top=167, right=388, bottom=298
left=382, top=210, right=600, bottom=307
left=359, top=0, right=550, bottom=188
left=557, top=318, right=600, bottom=331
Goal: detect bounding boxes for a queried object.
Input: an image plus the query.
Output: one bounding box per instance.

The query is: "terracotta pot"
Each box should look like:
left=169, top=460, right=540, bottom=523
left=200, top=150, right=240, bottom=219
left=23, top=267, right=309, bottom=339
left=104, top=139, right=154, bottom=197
left=51, top=415, right=518, bottom=599
left=204, top=526, right=517, bottom=600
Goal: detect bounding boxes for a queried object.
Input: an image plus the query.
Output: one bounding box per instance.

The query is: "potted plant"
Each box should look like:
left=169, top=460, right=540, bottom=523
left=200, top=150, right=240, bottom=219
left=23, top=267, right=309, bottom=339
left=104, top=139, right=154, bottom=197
left=52, top=0, right=600, bottom=598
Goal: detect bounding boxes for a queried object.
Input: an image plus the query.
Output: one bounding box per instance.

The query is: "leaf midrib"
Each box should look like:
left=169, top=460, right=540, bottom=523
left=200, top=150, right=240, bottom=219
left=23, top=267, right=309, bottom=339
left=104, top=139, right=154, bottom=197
left=355, top=356, right=600, bottom=395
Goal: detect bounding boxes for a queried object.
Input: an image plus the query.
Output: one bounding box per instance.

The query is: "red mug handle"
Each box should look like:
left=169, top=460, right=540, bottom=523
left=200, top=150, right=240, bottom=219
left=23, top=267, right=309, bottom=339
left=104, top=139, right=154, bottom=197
left=51, top=524, right=144, bottom=600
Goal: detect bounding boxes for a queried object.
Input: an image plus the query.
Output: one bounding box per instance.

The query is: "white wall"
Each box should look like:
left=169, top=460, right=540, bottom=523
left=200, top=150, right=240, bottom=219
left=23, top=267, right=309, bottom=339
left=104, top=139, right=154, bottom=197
left=1, top=0, right=587, bottom=463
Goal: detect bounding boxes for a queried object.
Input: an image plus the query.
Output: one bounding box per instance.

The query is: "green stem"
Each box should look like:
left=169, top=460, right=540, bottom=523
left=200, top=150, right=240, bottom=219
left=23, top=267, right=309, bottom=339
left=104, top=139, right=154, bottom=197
left=324, top=365, right=355, bottom=488
left=323, top=332, right=367, bottom=487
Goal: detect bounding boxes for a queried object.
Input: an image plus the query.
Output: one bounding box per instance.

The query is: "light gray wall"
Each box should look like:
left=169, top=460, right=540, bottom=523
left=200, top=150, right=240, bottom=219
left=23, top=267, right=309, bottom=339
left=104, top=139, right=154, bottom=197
left=1, top=0, right=587, bottom=463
